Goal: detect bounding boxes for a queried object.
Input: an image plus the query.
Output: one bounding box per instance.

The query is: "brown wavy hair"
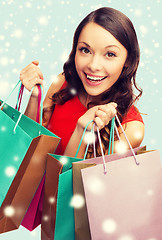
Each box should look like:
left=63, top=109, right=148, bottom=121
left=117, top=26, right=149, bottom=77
left=52, top=7, right=142, bottom=158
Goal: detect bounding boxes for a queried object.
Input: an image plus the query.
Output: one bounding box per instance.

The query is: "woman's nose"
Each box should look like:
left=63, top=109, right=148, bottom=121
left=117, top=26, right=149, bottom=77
left=87, top=55, right=102, bottom=72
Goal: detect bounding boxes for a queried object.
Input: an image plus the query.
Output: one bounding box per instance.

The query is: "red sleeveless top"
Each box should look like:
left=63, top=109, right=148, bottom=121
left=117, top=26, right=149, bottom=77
left=48, top=95, right=143, bottom=155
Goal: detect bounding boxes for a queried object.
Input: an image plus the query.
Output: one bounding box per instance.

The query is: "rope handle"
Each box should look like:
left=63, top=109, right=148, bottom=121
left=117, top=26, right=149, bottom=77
left=13, top=85, right=43, bottom=133
left=0, top=80, right=21, bottom=110
left=75, top=120, right=93, bottom=158
left=75, top=118, right=116, bottom=163
left=115, top=115, right=139, bottom=165
left=96, top=115, right=139, bottom=174
left=15, top=83, right=24, bottom=111
left=0, top=80, right=43, bottom=133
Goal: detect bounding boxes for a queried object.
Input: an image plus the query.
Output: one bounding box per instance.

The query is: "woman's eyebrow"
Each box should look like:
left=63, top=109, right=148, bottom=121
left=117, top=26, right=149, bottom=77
left=78, top=41, right=90, bottom=47
left=105, top=45, right=120, bottom=50
left=78, top=42, right=120, bottom=51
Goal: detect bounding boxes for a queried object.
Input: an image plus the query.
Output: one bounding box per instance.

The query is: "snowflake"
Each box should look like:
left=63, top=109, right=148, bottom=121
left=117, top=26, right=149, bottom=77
left=154, top=42, right=159, bottom=48
left=38, top=16, right=49, bottom=26
left=152, top=78, right=158, bottom=84
left=134, top=9, right=142, bottom=16
left=12, top=29, right=23, bottom=38
left=5, top=166, right=16, bottom=177
left=102, top=219, right=117, bottom=234
left=140, top=25, right=148, bottom=35
left=152, top=20, right=158, bottom=26
left=4, top=206, right=15, bottom=217
left=70, top=194, right=85, bottom=209
left=0, top=56, right=9, bottom=66
left=25, top=2, right=32, bottom=8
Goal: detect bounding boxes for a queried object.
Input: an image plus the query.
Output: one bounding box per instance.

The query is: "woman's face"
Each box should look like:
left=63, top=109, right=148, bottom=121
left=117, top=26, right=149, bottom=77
left=75, top=22, right=128, bottom=97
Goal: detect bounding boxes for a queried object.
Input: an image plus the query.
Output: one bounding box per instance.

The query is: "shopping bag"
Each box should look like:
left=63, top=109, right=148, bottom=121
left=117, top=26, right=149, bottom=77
left=20, top=85, right=46, bottom=231
left=72, top=163, right=96, bottom=240
left=72, top=145, right=146, bottom=240
left=81, top=117, right=162, bottom=240
left=0, top=82, right=60, bottom=233
left=41, top=153, right=83, bottom=240
left=40, top=118, right=145, bottom=240
left=52, top=122, right=95, bottom=240
left=20, top=174, right=45, bottom=231
left=81, top=150, right=162, bottom=240
left=41, top=154, right=63, bottom=240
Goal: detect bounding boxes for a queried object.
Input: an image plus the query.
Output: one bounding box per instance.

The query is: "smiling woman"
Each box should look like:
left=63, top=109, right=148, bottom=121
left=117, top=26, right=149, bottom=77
left=19, top=7, right=144, bottom=158
left=75, top=22, right=128, bottom=97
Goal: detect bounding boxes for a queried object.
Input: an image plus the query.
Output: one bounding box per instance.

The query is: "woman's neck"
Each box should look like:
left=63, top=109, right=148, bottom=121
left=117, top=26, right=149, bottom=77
left=78, top=89, right=102, bottom=108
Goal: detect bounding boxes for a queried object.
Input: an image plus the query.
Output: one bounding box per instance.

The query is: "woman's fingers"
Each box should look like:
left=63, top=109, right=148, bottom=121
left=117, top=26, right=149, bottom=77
left=32, top=60, right=39, bottom=66
left=19, top=60, right=44, bottom=95
left=20, top=63, right=43, bottom=81
left=78, top=102, right=117, bottom=131
left=94, top=102, right=117, bottom=130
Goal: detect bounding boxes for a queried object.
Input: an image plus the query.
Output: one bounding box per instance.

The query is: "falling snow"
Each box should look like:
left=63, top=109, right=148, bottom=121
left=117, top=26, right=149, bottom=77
left=0, top=0, right=161, bottom=239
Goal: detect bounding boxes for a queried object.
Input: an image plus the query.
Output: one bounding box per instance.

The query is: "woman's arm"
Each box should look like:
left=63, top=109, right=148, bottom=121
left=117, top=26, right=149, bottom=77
left=20, top=60, right=65, bottom=124
left=20, top=60, right=44, bottom=120
left=42, top=73, right=65, bottom=127
left=64, top=102, right=117, bottom=158
left=64, top=110, right=144, bottom=159
left=113, top=121, right=145, bottom=153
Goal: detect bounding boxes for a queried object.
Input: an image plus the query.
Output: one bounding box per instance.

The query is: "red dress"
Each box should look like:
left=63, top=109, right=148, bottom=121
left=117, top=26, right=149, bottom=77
left=48, top=95, right=144, bottom=155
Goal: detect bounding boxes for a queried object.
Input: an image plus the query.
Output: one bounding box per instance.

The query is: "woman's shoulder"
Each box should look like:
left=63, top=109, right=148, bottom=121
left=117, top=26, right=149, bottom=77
left=122, top=105, right=144, bottom=125
left=43, top=73, right=66, bottom=108
left=49, top=72, right=66, bottom=93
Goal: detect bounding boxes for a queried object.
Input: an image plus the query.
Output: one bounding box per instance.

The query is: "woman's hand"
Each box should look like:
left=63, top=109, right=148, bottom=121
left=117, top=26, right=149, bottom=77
left=77, top=102, right=117, bottom=131
left=20, top=60, right=44, bottom=97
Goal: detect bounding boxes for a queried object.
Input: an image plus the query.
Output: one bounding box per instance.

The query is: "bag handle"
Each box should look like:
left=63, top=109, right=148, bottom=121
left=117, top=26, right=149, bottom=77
left=0, top=80, right=21, bottom=110
left=1, top=80, right=43, bottom=125
left=115, top=115, right=139, bottom=165
left=16, top=82, right=43, bottom=125
left=93, top=119, right=115, bottom=174
left=75, top=120, right=93, bottom=158
left=96, top=115, right=139, bottom=174
left=75, top=118, right=116, bottom=161
left=15, top=83, right=24, bottom=111
left=13, top=84, right=43, bottom=134
left=75, top=115, right=139, bottom=166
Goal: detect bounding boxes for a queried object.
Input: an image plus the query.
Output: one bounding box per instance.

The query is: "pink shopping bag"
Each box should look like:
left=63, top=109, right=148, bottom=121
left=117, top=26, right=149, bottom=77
left=81, top=150, right=162, bottom=240
left=21, top=175, right=45, bottom=231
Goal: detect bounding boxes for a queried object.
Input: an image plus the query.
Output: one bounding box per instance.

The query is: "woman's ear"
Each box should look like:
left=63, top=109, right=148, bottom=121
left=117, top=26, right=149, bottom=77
left=124, top=57, right=130, bottom=68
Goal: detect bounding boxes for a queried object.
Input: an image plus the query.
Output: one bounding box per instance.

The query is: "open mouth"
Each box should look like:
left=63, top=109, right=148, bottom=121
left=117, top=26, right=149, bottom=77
left=85, top=73, right=107, bottom=82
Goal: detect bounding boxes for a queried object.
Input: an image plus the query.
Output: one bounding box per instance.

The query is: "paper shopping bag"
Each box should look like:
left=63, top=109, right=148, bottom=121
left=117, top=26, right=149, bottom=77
left=72, top=163, right=96, bottom=240
left=0, top=96, right=60, bottom=233
left=81, top=150, right=162, bottom=240
left=40, top=154, right=82, bottom=240
left=21, top=174, right=45, bottom=231
left=41, top=154, right=63, bottom=240
left=72, top=146, right=146, bottom=240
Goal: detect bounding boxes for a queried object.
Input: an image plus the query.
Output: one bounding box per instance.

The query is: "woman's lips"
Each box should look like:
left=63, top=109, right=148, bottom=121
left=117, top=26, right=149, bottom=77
left=84, top=73, right=107, bottom=86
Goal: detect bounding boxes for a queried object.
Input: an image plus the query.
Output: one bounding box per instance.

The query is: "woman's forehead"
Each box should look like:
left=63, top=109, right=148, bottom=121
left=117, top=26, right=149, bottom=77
left=78, top=22, right=127, bottom=52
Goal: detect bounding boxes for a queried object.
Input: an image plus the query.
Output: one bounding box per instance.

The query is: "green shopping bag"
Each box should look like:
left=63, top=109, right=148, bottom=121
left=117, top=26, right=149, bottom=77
left=0, top=81, right=60, bottom=233
left=52, top=121, right=94, bottom=240
left=41, top=152, right=83, bottom=240
left=53, top=155, right=83, bottom=240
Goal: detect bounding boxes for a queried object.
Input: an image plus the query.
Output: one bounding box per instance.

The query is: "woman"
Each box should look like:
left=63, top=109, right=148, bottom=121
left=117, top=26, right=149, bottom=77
left=20, top=7, right=144, bottom=158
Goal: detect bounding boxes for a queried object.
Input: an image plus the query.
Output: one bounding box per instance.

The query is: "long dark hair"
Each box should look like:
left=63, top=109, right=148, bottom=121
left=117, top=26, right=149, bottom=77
left=52, top=7, right=142, bottom=157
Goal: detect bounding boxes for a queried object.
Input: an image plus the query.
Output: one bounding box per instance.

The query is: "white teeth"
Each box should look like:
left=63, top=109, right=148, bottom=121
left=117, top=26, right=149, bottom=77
left=86, top=74, right=105, bottom=81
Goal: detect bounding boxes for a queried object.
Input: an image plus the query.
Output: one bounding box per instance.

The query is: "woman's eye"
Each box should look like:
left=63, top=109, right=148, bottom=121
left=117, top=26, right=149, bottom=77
left=79, top=47, right=90, bottom=54
left=106, top=52, right=116, bottom=58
